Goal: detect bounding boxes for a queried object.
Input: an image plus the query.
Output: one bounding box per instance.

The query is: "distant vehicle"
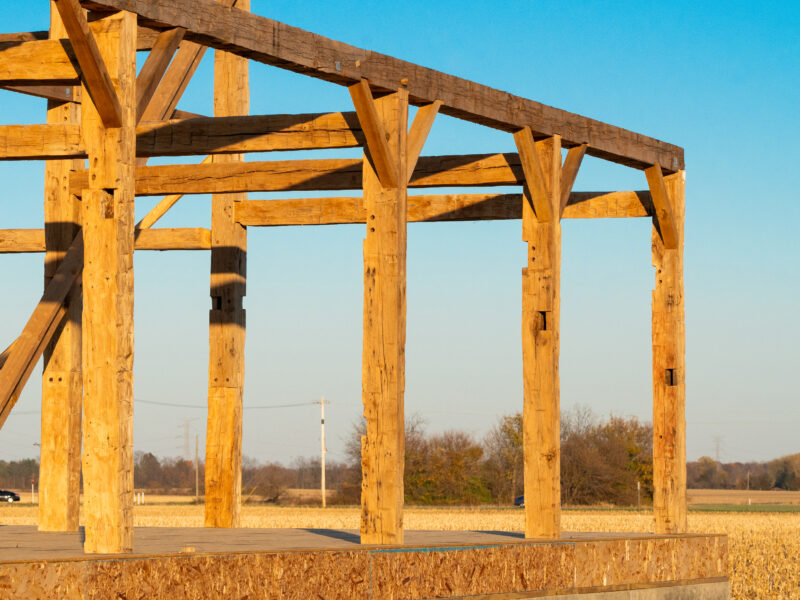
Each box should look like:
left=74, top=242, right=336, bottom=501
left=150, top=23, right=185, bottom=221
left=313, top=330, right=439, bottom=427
left=514, top=495, right=524, bottom=507
left=0, top=490, right=20, bottom=503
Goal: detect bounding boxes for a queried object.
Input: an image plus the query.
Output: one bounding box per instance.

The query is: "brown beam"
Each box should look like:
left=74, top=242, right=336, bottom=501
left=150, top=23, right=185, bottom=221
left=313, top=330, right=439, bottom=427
left=0, top=228, right=211, bottom=253
left=349, top=78, right=397, bottom=188
left=514, top=126, right=552, bottom=222
left=645, top=164, right=679, bottom=250
left=0, top=124, right=83, bottom=160
left=559, top=144, right=587, bottom=218
left=80, top=0, right=683, bottom=172
left=406, top=101, right=441, bottom=182
left=135, top=27, right=185, bottom=122
left=0, top=85, right=77, bottom=103
left=0, top=40, right=80, bottom=85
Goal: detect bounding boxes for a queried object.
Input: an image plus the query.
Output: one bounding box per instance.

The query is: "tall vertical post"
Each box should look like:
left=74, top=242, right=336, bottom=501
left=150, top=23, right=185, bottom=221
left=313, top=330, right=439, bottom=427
left=38, top=2, right=82, bottom=533
left=80, top=10, right=137, bottom=553
left=204, top=0, right=249, bottom=529
left=360, top=87, right=408, bottom=545
left=652, top=171, right=687, bottom=533
left=521, top=136, right=561, bottom=539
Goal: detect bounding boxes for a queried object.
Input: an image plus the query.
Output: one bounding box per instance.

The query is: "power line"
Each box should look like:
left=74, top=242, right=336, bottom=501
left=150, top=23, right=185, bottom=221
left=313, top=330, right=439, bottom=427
left=135, top=398, right=319, bottom=409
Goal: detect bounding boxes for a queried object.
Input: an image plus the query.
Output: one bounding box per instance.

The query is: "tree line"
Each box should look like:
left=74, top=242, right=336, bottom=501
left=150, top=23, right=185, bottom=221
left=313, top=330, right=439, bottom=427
left=687, top=454, right=800, bottom=491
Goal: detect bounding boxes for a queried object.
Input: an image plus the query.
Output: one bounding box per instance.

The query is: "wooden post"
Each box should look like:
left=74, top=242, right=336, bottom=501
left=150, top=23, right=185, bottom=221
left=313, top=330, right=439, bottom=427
left=38, top=2, right=82, bottom=533
left=79, top=9, right=137, bottom=553
left=652, top=170, right=687, bottom=534
left=204, top=0, right=249, bottom=529
left=360, top=87, right=408, bottom=545
left=520, top=135, right=561, bottom=539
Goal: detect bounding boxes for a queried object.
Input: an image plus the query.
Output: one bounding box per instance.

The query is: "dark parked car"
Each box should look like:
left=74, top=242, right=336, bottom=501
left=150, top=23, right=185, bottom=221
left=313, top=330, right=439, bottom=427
left=514, top=495, right=524, bottom=507
left=0, top=490, right=20, bottom=503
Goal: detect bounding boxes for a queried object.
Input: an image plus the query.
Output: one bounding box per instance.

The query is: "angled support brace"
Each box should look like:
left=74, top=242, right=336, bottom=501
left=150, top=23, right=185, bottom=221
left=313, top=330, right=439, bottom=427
left=513, top=126, right=552, bottom=223
left=136, top=156, right=213, bottom=229
left=136, top=27, right=186, bottom=123
left=645, top=164, right=679, bottom=250
left=53, top=0, right=121, bottom=128
left=559, top=144, right=587, bottom=218
left=349, top=78, right=398, bottom=188
left=406, top=100, right=441, bottom=182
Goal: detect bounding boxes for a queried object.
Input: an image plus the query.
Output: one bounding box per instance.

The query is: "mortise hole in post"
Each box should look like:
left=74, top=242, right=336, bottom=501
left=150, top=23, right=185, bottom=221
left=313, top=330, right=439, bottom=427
left=665, top=368, right=676, bottom=386
left=212, top=296, right=222, bottom=310
left=538, top=311, right=549, bottom=331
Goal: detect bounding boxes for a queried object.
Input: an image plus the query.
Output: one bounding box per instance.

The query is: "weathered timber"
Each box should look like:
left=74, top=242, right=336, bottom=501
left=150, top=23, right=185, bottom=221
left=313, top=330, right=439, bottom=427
left=406, top=101, right=441, bottom=182
left=69, top=153, right=525, bottom=196
left=136, top=157, right=212, bottom=229
left=205, top=0, right=248, bottom=529
left=0, top=84, right=77, bottom=102
left=360, top=88, right=408, bottom=545
left=80, top=0, right=684, bottom=172
left=522, top=136, right=561, bottom=539
left=54, top=0, right=122, bottom=128
left=39, top=5, right=83, bottom=534
left=234, top=191, right=654, bottom=226
left=0, top=40, right=79, bottom=84
left=135, top=112, right=364, bottom=156
left=79, top=11, right=136, bottom=554
left=652, top=171, right=687, bottom=534
left=645, top=164, right=679, bottom=250
left=514, top=126, right=552, bottom=222
left=0, top=124, right=83, bottom=160
left=350, top=78, right=397, bottom=188
left=0, top=228, right=211, bottom=252
left=559, top=144, right=587, bottom=217
left=135, top=27, right=185, bottom=122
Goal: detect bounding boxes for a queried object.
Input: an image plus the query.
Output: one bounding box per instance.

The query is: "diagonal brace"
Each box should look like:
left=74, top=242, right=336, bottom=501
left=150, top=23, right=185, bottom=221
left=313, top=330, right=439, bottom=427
left=645, top=164, right=679, bottom=249
left=513, top=126, right=552, bottom=222
left=559, top=144, right=587, bottom=218
left=349, top=78, right=398, bottom=188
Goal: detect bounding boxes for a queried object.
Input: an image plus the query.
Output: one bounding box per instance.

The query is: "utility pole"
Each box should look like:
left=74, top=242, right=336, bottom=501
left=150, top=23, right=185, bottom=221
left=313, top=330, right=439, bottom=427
left=195, top=434, right=200, bottom=503
left=320, top=396, right=327, bottom=508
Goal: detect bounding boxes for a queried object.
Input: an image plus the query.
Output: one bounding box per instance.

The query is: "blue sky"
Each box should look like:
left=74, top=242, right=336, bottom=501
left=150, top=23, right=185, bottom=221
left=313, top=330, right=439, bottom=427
left=1, top=1, right=798, bottom=465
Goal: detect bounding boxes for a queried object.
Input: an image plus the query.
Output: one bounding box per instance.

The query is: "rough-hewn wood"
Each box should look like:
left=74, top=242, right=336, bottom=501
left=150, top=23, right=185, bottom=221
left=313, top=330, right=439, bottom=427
left=360, top=88, right=408, bottom=545
left=652, top=171, right=686, bottom=534
left=0, top=227, right=213, bottom=252
left=205, top=0, right=248, bottom=529
left=135, top=27, right=185, bottom=122
left=0, top=40, right=79, bottom=85
left=79, top=10, right=136, bottom=554
left=522, top=136, right=561, bottom=539
left=0, top=235, right=82, bottom=431
left=514, top=126, right=552, bottom=222
left=0, top=230, right=49, bottom=253
left=645, top=164, right=679, bottom=250
left=136, top=156, right=212, bottom=229
left=406, top=101, right=441, bottom=182
left=80, top=0, right=684, bottom=172
left=0, top=84, right=77, bottom=102
left=0, top=32, right=50, bottom=43
left=136, top=112, right=364, bottom=157
left=0, top=124, right=83, bottom=160
left=234, top=190, right=654, bottom=227
left=350, top=79, right=397, bottom=188
left=54, top=0, right=123, bottom=128
left=39, top=5, right=83, bottom=534
left=559, top=144, right=587, bottom=218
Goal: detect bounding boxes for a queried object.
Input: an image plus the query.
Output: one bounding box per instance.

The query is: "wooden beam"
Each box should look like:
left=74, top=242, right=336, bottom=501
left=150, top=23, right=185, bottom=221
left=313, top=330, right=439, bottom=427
left=54, top=0, right=122, bottom=128
left=0, top=234, right=82, bottom=430
left=406, top=100, right=441, bottom=182
left=80, top=0, right=684, bottom=172
left=0, top=227, right=213, bottom=252
left=0, top=32, right=49, bottom=43
left=559, top=144, right=587, bottom=218
left=205, top=0, right=249, bottom=529
left=234, top=190, right=653, bottom=226
left=136, top=156, right=213, bottom=229
left=135, top=112, right=364, bottom=157
left=514, top=126, right=551, bottom=222
left=135, top=27, right=185, bottom=123
left=0, top=40, right=79, bottom=85
left=360, top=87, right=408, bottom=545
left=645, top=164, right=679, bottom=250
left=71, top=153, right=525, bottom=196
left=652, top=171, right=686, bottom=534
left=0, top=124, right=83, bottom=160
left=79, top=10, right=136, bottom=554
left=522, top=136, right=561, bottom=539
left=0, top=84, right=77, bottom=103
left=0, top=229, right=48, bottom=253
left=39, top=4, right=84, bottom=533
left=349, top=79, right=397, bottom=188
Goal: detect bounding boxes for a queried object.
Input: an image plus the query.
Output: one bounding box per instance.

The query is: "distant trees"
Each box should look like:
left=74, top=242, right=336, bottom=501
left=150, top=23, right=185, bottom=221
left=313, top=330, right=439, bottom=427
left=687, top=454, right=800, bottom=491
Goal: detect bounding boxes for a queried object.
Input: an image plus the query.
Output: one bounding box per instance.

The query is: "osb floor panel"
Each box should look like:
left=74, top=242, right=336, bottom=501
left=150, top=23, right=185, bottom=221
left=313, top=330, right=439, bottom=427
left=0, top=527, right=728, bottom=600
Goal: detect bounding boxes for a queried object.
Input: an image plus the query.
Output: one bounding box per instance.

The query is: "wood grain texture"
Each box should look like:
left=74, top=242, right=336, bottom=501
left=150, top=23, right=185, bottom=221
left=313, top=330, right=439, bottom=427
left=559, top=144, right=587, bottom=218
left=514, top=126, right=551, bottom=222
left=406, top=101, right=441, bottom=182
left=136, top=112, right=364, bottom=157
left=135, top=27, right=185, bottom=122
left=522, top=136, right=561, bottom=539
left=79, top=0, right=684, bottom=172
left=136, top=156, right=212, bottom=229
left=39, top=4, right=83, bottom=534
left=0, top=228, right=211, bottom=252
left=0, top=124, right=83, bottom=160
left=360, top=88, right=408, bottom=545
left=652, top=171, right=686, bottom=534
left=645, top=164, right=679, bottom=250
left=205, top=0, right=248, bottom=529
left=0, top=84, right=77, bottom=102
left=0, top=39, right=79, bottom=84
left=79, top=11, right=136, bottom=554
left=349, top=78, right=397, bottom=188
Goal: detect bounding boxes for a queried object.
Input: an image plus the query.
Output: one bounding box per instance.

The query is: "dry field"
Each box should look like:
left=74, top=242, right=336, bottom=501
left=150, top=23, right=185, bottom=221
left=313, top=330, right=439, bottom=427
left=1, top=504, right=798, bottom=599
left=688, top=488, right=800, bottom=506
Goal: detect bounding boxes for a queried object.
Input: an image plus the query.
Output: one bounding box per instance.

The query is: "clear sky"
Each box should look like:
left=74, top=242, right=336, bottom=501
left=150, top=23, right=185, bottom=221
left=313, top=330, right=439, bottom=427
left=1, top=1, right=798, bottom=466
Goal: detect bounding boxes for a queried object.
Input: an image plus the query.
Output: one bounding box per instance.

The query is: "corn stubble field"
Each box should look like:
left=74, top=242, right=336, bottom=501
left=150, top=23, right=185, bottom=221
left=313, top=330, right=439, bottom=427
left=2, top=504, right=798, bottom=599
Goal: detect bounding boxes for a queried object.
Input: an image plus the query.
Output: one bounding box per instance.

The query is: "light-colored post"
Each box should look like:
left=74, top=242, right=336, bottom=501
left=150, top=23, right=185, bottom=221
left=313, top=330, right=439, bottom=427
left=204, top=0, right=249, bottom=529
left=195, top=434, right=200, bottom=502
left=360, top=87, right=408, bottom=545
left=38, top=1, right=82, bottom=533
left=520, top=136, right=562, bottom=539
left=652, top=170, right=687, bottom=533
left=80, top=10, right=137, bottom=553
left=320, top=396, right=326, bottom=508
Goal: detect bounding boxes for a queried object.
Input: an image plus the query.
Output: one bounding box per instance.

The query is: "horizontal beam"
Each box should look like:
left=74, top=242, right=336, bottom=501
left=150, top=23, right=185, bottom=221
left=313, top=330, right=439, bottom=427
left=81, top=0, right=683, bottom=172
left=0, top=40, right=79, bottom=85
left=234, top=191, right=654, bottom=226
left=0, top=228, right=211, bottom=253
left=136, top=112, right=364, bottom=156
left=70, top=153, right=524, bottom=196
left=0, top=124, right=83, bottom=160
left=0, top=84, right=77, bottom=102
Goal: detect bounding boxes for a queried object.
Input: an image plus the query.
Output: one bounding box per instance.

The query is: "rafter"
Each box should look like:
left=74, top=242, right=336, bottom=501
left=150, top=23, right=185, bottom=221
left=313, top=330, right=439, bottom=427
left=559, top=144, right=587, bottom=218
left=53, top=0, right=122, bottom=127
left=645, top=164, right=679, bottom=250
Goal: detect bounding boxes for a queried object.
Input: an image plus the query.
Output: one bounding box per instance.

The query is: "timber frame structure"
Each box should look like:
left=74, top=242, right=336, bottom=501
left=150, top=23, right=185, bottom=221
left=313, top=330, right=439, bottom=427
left=0, top=0, right=686, bottom=553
